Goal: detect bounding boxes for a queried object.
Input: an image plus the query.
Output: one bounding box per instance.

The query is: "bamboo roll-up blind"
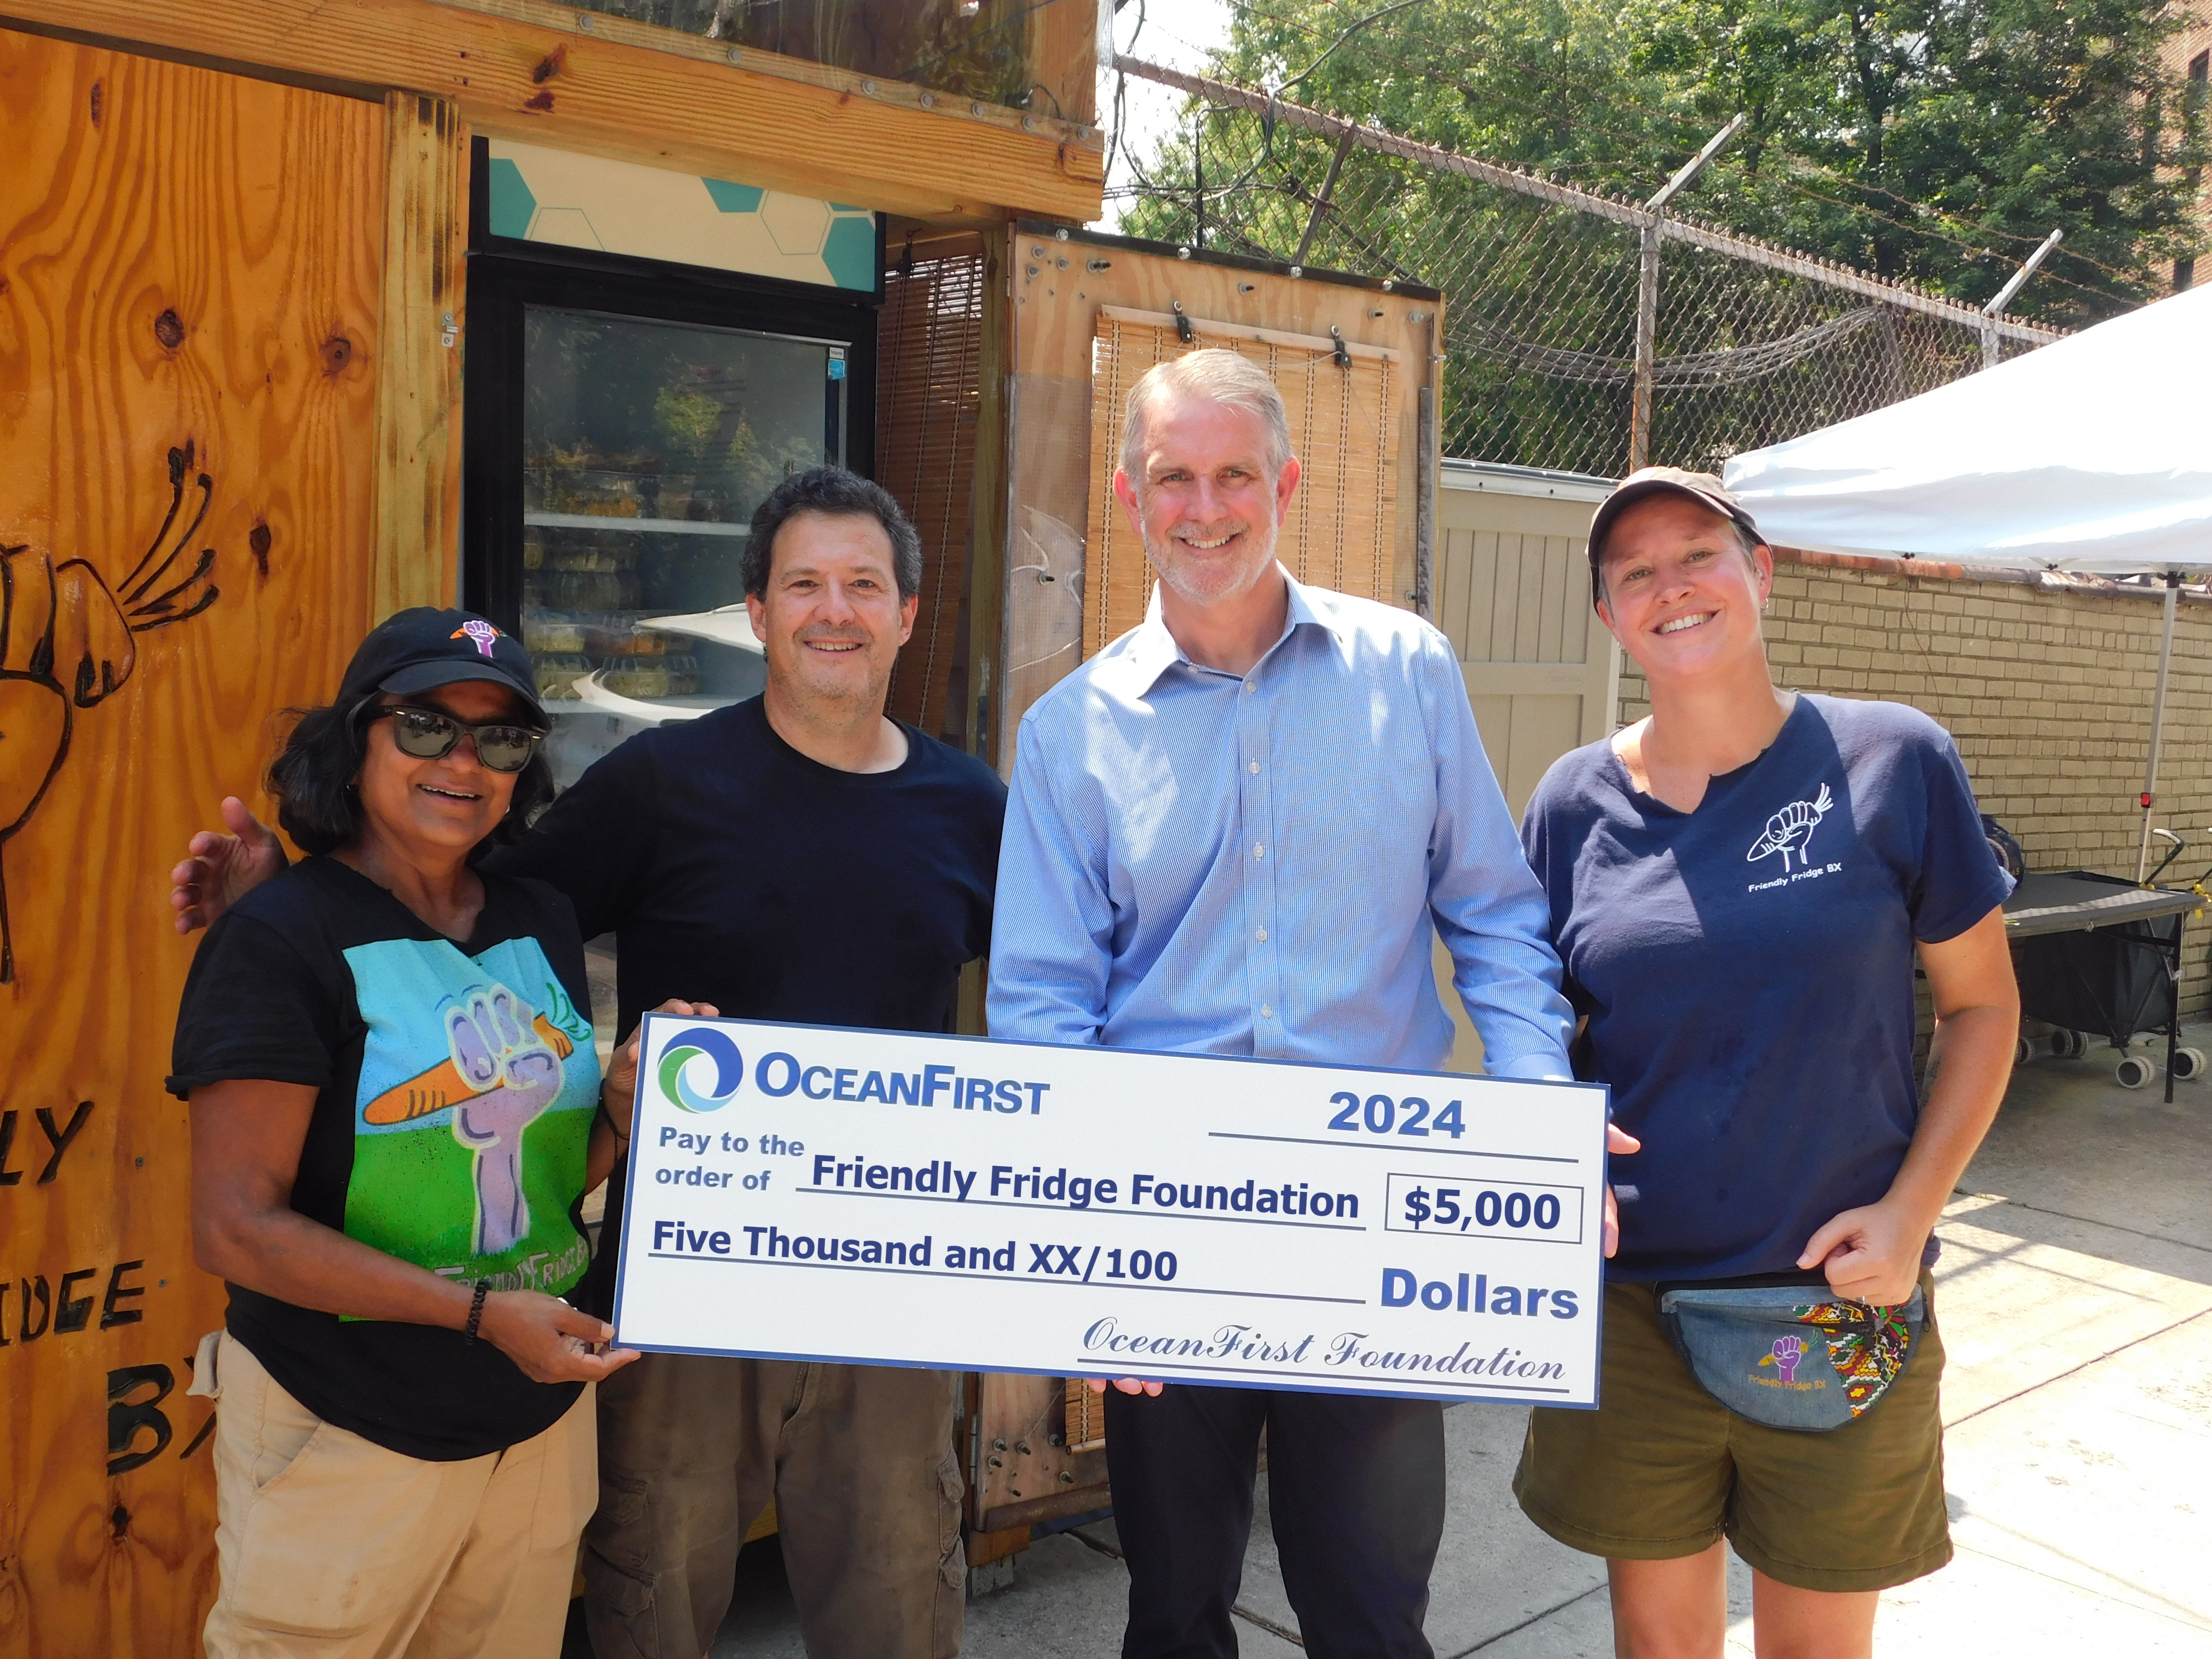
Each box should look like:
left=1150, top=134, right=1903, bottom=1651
left=878, top=234, right=986, bottom=738
left=1083, top=308, right=1402, bottom=658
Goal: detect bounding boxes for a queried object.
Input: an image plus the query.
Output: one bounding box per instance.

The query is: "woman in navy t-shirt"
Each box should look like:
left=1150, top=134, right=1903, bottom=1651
left=1512, top=471, right=2018, bottom=1655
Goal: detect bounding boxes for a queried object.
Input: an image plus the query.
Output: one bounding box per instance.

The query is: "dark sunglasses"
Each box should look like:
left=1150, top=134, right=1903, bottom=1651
left=367, top=705, right=546, bottom=773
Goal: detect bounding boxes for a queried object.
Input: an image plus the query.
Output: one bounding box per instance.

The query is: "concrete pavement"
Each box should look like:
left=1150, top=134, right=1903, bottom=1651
left=683, top=1028, right=2212, bottom=1657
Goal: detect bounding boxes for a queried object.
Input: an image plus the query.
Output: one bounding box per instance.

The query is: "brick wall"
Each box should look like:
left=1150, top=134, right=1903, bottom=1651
left=1614, top=550, right=2212, bottom=1020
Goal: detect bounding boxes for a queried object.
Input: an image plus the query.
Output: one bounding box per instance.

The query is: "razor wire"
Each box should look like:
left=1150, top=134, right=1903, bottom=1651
left=1110, top=58, right=2052, bottom=480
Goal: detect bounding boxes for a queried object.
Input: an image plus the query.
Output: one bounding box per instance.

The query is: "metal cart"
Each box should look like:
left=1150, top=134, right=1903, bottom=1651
left=2003, top=870, right=2204, bottom=1100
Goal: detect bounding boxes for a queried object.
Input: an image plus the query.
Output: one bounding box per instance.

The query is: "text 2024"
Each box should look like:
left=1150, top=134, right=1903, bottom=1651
left=1326, top=1091, right=1466, bottom=1139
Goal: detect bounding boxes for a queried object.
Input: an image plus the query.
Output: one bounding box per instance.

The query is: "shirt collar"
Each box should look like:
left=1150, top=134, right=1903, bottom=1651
left=1120, top=565, right=1341, bottom=698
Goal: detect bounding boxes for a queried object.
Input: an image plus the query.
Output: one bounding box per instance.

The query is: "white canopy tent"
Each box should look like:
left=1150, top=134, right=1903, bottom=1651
left=1723, top=283, right=2212, bottom=873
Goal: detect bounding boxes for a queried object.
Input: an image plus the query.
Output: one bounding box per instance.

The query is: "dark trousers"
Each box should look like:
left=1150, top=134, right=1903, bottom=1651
left=1103, top=1384, right=1445, bottom=1659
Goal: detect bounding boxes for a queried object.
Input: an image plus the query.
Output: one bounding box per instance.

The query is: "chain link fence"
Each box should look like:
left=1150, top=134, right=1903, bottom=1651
left=1111, top=59, right=2054, bottom=479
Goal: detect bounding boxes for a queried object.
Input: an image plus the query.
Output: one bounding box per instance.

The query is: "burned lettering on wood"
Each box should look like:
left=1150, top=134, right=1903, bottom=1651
left=55, top=1269, right=96, bottom=1334
left=20, top=1276, right=50, bottom=1341
left=35, top=1099, right=92, bottom=1183
left=106, top=1365, right=174, bottom=1476
left=0, top=1111, right=19, bottom=1185
left=0, top=1258, right=154, bottom=1346
left=99, top=1261, right=145, bottom=1329
left=0, top=448, right=224, bottom=983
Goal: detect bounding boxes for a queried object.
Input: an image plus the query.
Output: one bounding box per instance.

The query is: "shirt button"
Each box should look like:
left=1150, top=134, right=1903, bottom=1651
left=1248, top=760, right=1261, bottom=774
left=1244, top=681, right=1257, bottom=694
left=1255, top=926, right=1268, bottom=941
left=1260, top=1004, right=1274, bottom=1019
left=1253, top=844, right=1265, bottom=859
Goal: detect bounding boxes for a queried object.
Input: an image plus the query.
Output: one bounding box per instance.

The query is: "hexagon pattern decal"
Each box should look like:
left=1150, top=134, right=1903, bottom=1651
left=485, top=139, right=876, bottom=292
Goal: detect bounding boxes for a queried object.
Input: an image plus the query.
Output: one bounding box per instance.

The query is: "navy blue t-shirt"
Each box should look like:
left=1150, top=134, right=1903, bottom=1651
left=1520, top=694, right=2013, bottom=1283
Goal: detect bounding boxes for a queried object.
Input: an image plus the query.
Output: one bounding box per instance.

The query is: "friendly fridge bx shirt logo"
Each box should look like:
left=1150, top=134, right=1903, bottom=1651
left=659, top=1026, right=746, bottom=1112
left=1746, top=782, right=1834, bottom=872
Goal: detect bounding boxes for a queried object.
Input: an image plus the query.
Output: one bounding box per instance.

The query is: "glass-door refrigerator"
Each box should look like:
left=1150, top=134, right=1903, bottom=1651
left=463, top=227, right=878, bottom=787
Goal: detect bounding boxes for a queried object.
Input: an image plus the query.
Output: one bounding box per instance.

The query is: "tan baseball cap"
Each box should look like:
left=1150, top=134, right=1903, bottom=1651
left=1587, top=467, right=1767, bottom=599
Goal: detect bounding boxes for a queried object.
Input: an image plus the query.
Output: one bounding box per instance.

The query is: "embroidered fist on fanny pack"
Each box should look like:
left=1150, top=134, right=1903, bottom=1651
left=1655, top=1281, right=1925, bottom=1433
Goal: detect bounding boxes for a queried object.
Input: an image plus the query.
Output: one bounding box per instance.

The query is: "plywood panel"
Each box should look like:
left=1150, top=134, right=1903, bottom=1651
left=373, top=91, right=467, bottom=619
left=0, top=30, right=384, bottom=1653
left=0, top=0, right=1103, bottom=225
left=1002, top=229, right=1439, bottom=757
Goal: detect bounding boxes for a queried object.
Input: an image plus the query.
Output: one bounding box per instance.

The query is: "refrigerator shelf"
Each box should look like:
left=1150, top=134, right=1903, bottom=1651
left=523, top=511, right=752, bottom=538
left=570, top=670, right=722, bottom=722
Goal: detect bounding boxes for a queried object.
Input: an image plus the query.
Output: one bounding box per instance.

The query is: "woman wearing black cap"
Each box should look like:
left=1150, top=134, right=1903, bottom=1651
left=1510, top=473, right=2019, bottom=1655
left=168, top=608, right=710, bottom=1659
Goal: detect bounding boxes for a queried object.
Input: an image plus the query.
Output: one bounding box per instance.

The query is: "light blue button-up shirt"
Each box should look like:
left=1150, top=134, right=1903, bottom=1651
left=988, top=569, right=1575, bottom=1079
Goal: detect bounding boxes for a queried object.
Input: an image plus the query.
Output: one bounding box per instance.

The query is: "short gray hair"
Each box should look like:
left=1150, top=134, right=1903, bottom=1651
left=1119, top=349, right=1293, bottom=484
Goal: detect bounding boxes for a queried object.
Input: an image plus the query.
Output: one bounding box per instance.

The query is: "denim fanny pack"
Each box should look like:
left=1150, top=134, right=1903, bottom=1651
left=1654, top=1277, right=1925, bottom=1433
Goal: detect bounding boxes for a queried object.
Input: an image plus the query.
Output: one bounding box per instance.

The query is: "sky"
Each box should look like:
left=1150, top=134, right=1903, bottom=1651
left=1093, top=0, right=1236, bottom=233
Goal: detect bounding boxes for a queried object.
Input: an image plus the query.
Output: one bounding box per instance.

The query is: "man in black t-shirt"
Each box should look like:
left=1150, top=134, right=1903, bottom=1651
left=172, top=469, right=1005, bottom=1659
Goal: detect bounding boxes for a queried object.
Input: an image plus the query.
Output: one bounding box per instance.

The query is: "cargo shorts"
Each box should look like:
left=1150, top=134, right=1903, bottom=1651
left=1513, top=1273, right=1951, bottom=1593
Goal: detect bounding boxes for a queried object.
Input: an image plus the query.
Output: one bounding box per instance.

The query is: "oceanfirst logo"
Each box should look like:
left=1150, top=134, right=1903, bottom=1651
left=659, top=1027, right=745, bottom=1114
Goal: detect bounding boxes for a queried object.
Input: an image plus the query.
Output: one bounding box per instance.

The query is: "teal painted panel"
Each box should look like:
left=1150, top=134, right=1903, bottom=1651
left=703, top=178, right=765, bottom=214
left=486, top=157, right=538, bottom=240
left=820, top=216, right=879, bottom=293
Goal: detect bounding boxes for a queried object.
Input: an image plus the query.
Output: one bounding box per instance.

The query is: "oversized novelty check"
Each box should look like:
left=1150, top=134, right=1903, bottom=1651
left=611, top=1015, right=1609, bottom=1406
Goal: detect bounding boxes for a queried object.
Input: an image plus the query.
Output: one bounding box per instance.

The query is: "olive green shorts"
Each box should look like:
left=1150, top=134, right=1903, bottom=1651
left=1513, top=1274, right=1951, bottom=1593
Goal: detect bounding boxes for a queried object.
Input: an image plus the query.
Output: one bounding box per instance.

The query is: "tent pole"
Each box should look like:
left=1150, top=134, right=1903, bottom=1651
left=2138, top=572, right=2180, bottom=882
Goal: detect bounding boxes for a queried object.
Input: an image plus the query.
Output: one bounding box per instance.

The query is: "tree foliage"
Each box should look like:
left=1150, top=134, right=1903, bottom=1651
left=1131, top=0, right=2208, bottom=325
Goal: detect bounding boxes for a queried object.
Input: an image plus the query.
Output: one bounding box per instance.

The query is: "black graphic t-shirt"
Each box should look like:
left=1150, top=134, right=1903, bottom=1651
left=485, top=695, right=1008, bottom=1314
left=169, top=857, right=601, bottom=1461
left=1521, top=694, right=2013, bottom=1282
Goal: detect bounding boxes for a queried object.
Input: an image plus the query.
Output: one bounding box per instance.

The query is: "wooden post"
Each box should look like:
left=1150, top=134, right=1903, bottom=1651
left=372, top=92, right=467, bottom=619
left=1412, top=311, right=1439, bottom=618
left=1630, top=216, right=1660, bottom=474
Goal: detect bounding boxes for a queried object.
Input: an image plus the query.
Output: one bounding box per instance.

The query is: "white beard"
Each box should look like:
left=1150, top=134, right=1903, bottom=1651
left=1142, top=514, right=1281, bottom=609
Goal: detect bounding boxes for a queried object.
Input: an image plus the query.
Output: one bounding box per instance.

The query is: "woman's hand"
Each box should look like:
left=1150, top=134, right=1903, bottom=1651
left=170, top=797, right=288, bottom=933
left=601, top=999, right=721, bottom=1140
left=1797, top=1199, right=1925, bottom=1306
left=1603, top=1122, right=1640, bottom=1258
left=1085, top=1377, right=1166, bottom=1397
left=476, top=1289, right=641, bottom=1383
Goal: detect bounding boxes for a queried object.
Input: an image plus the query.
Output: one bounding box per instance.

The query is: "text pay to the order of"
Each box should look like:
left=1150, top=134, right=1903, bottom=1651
left=612, top=1015, right=1610, bottom=1407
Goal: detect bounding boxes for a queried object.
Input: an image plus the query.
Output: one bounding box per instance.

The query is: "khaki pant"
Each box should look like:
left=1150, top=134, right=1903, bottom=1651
left=200, top=1332, right=596, bottom=1659
left=582, top=1354, right=965, bottom=1659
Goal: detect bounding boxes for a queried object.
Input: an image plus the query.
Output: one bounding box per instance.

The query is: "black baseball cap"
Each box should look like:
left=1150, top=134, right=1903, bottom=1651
left=1587, top=467, right=1767, bottom=598
left=335, top=607, right=545, bottom=722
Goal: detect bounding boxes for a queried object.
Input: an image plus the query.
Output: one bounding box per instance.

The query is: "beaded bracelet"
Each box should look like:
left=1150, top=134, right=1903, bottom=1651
left=464, top=1280, right=490, bottom=1344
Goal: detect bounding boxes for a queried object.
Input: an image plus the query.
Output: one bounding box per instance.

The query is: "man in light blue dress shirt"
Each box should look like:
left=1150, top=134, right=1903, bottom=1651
left=989, top=350, right=1583, bottom=1659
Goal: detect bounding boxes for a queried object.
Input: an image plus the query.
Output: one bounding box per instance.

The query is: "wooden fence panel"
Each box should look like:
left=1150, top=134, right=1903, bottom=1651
left=0, top=29, right=384, bottom=1653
